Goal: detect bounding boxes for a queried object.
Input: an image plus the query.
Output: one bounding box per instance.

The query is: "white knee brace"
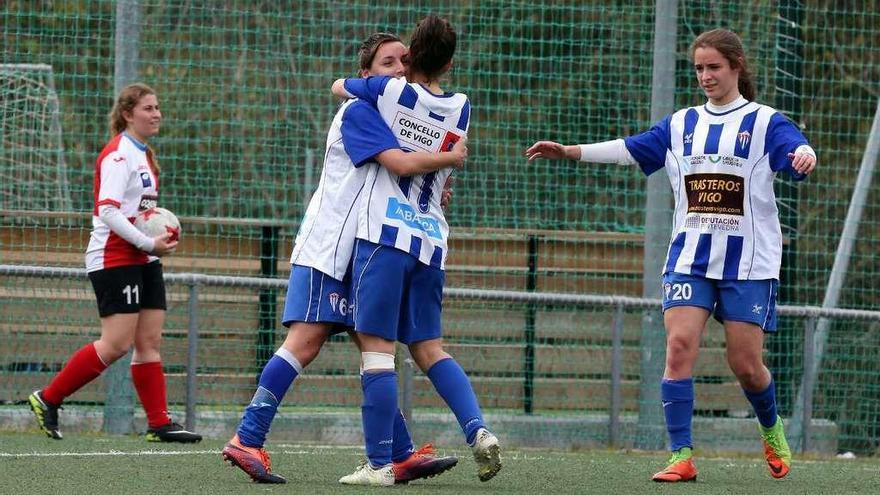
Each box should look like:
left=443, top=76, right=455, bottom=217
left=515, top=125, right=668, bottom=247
left=361, top=352, right=395, bottom=372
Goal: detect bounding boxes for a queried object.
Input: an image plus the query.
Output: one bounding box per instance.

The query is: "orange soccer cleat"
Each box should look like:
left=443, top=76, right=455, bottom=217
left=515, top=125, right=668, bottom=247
left=221, top=434, right=286, bottom=484
left=393, top=443, right=459, bottom=484
left=652, top=447, right=698, bottom=482
left=761, top=416, right=792, bottom=479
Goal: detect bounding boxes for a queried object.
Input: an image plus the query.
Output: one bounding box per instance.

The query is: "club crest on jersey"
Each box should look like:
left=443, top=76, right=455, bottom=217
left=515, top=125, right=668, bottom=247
left=737, top=130, right=751, bottom=148
left=140, top=171, right=152, bottom=187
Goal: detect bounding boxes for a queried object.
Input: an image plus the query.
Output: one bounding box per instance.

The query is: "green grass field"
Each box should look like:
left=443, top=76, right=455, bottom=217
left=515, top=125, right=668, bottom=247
left=1, top=432, right=878, bottom=494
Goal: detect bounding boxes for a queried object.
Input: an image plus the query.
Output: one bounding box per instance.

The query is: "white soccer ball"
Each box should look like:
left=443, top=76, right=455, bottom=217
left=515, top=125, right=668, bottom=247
left=135, top=207, right=181, bottom=243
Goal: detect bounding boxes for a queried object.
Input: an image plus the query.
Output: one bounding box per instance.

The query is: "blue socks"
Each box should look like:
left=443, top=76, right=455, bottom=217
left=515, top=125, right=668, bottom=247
left=237, top=349, right=302, bottom=447
left=361, top=371, right=397, bottom=467
left=661, top=378, right=694, bottom=451
left=391, top=409, right=415, bottom=463
left=743, top=379, right=778, bottom=428
left=427, top=357, right=485, bottom=444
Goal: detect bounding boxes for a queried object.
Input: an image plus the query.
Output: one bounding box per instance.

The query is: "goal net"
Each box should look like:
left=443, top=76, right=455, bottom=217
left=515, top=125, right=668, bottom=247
left=0, top=63, right=72, bottom=214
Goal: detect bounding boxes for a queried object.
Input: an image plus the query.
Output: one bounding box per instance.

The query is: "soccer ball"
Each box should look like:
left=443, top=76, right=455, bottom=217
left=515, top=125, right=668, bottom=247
left=135, top=207, right=181, bottom=243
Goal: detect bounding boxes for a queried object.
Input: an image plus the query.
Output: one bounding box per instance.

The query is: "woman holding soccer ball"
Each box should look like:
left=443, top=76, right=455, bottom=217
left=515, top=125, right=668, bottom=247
left=28, top=83, right=201, bottom=443
left=526, top=29, right=816, bottom=482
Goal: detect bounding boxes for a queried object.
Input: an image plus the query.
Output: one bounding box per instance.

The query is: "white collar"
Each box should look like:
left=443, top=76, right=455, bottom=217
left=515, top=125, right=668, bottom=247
left=705, top=95, right=748, bottom=114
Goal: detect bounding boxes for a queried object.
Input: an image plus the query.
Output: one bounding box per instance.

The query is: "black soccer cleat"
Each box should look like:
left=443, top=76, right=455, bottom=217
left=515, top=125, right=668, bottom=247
left=28, top=390, right=62, bottom=440
left=145, top=422, right=202, bottom=443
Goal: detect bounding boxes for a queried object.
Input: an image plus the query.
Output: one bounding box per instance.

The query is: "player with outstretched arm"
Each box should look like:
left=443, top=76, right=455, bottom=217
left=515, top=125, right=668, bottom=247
left=526, top=29, right=816, bottom=483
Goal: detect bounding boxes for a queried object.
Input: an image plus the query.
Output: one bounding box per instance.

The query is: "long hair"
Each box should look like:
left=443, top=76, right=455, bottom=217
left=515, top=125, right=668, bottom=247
left=108, top=82, right=160, bottom=171
left=404, top=14, right=456, bottom=81
left=358, top=32, right=403, bottom=73
left=689, top=29, right=756, bottom=101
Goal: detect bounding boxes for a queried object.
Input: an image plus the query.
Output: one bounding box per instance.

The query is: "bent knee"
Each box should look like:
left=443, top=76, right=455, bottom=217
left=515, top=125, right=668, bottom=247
left=409, top=342, right=450, bottom=371
left=95, top=339, right=132, bottom=362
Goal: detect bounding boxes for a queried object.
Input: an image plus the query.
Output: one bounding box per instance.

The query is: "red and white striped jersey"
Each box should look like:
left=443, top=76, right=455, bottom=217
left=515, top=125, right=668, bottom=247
left=85, top=133, right=159, bottom=272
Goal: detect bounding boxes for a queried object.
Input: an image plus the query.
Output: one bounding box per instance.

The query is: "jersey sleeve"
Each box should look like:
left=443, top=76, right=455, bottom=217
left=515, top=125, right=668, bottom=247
left=341, top=101, right=400, bottom=167
left=765, top=112, right=810, bottom=181
left=96, top=152, right=131, bottom=208
left=623, top=114, right=672, bottom=176
left=342, top=76, right=392, bottom=106
left=458, top=98, right=471, bottom=134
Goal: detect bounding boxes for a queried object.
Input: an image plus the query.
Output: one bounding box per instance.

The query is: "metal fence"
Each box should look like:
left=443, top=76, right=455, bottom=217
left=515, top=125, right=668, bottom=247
left=4, top=263, right=879, bottom=452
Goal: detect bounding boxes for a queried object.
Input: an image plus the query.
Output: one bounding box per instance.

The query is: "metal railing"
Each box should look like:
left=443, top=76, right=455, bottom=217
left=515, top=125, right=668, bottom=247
left=3, top=263, right=880, bottom=451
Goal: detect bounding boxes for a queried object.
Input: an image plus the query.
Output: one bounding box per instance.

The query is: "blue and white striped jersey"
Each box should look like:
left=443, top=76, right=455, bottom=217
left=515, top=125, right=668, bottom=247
left=290, top=99, right=399, bottom=280
left=624, top=96, right=810, bottom=280
left=342, top=76, right=470, bottom=270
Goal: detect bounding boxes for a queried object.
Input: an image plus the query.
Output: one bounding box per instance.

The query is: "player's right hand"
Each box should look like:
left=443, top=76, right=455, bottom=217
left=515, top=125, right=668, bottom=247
left=151, top=232, right=178, bottom=257
left=525, top=141, right=577, bottom=161
left=449, top=137, right=468, bottom=169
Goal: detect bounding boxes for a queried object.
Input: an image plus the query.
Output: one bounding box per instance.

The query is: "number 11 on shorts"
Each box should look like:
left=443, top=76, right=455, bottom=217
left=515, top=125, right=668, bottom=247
left=123, top=284, right=140, bottom=304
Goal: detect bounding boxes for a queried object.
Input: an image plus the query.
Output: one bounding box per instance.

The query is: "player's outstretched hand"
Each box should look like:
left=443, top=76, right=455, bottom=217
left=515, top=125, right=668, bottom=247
left=441, top=175, right=455, bottom=209
left=525, top=141, right=578, bottom=161
left=788, top=151, right=816, bottom=176
left=151, top=232, right=178, bottom=257
left=449, top=137, right=468, bottom=169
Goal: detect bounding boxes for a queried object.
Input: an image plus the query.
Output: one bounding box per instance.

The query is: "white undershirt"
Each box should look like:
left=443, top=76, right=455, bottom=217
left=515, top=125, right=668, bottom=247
left=578, top=139, right=636, bottom=165
left=98, top=204, right=155, bottom=252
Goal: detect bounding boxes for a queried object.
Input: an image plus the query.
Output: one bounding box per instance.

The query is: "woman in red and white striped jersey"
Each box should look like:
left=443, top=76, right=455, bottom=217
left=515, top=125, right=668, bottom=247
left=28, top=83, right=200, bottom=443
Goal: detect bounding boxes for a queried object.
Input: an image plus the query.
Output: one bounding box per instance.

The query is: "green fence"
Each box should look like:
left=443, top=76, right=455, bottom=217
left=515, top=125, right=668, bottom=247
left=1, top=1, right=879, bottom=455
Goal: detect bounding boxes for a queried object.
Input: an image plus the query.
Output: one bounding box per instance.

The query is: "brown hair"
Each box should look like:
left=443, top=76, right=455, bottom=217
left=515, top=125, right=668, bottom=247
left=108, top=82, right=160, bottom=171
left=404, top=14, right=456, bottom=81
left=689, top=29, right=756, bottom=101
left=358, top=32, right=403, bottom=72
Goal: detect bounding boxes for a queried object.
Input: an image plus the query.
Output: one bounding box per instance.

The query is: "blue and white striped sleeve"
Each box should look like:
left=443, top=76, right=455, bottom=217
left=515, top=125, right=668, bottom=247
left=342, top=76, right=392, bottom=106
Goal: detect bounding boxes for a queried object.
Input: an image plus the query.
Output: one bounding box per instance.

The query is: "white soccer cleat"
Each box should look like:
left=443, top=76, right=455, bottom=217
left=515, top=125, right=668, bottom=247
left=471, top=428, right=502, bottom=481
left=338, top=461, right=395, bottom=486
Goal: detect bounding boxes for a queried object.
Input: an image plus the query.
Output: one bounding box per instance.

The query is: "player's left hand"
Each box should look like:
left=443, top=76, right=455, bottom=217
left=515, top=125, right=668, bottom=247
left=441, top=176, right=455, bottom=209
left=788, top=151, right=816, bottom=175
left=449, top=137, right=468, bottom=169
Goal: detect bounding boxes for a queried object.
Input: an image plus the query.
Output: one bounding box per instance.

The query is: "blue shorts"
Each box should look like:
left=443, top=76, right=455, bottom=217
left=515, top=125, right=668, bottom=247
left=351, top=239, right=444, bottom=345
left=661, top=272, right=779, bottom=332
left=281, top=264, right=354, bottom=330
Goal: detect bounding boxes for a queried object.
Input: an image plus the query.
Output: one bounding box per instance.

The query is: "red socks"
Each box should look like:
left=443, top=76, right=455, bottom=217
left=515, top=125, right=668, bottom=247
left=42, top=343, right=171, bottom=428
left=131, top=361, right=172, bottom=428
left=42, top=343, right=107, bottom=406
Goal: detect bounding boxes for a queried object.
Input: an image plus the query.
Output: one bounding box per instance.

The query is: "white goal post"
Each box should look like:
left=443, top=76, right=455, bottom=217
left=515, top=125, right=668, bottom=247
left=0, top=63, right=72, bottom=214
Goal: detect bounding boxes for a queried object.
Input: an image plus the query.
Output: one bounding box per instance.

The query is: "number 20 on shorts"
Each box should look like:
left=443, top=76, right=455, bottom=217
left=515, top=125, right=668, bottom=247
left=665, top=282, right=692, bottom=301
